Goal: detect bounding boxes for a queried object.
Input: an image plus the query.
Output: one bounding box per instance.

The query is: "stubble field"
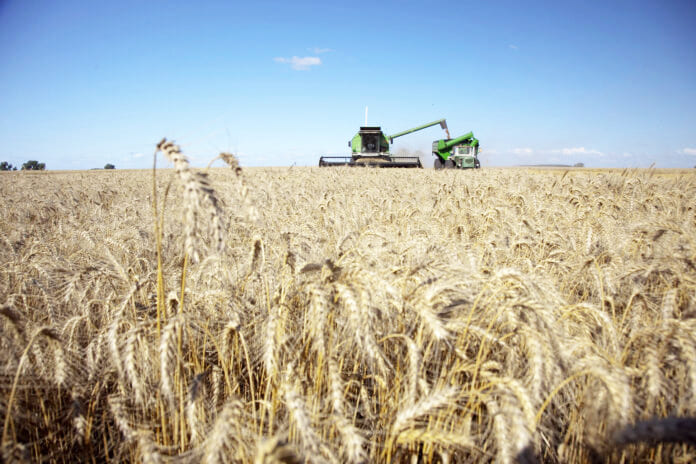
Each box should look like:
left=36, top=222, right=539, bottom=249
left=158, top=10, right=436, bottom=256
left=1, top=153, right=695, bottom=463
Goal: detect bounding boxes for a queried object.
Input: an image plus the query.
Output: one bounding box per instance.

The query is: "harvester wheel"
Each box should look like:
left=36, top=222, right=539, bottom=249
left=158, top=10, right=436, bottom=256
left=474, top=159, right=481, bottom=169
left=433, top=157, right=444, bottom=170
left=445, top=159, right=455, bottom=169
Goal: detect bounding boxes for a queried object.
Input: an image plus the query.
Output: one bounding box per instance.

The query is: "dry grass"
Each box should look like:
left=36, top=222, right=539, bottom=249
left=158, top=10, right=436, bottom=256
left=1, top=147, right=695, bottom=463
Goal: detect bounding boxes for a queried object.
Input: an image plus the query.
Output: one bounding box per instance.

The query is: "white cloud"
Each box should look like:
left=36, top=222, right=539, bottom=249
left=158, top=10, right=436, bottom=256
left=274, top=56, right=322, bottom=70
left=308, top=47, right=333, bottom=54
left=511, top=147, right=533, bottom=155
left=678, top=147, right=696, bottom=156
left=131, top=152, right=145, bottom=159
left=509, top=44, right=519, bottom=50
left=554, top=147, right=603, bottom=157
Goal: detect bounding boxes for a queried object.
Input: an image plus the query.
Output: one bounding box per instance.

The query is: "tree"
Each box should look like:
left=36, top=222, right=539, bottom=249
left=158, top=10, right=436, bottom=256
left=104, top=163, right=115, bottom=170
left=0, top=161, right=17, bottom=171
left=573, top=162, right=585, bottom=168
left=22, top=160, right=46, bottom=171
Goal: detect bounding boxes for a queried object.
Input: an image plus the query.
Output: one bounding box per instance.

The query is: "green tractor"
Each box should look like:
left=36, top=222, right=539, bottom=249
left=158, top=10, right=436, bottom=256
left=319, top=119, right=450, bottom=168
left=432, top=131, right=481, bottom=169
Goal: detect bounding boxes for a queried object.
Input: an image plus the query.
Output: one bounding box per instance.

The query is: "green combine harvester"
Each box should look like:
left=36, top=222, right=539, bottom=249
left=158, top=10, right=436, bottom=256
left=319, top=119, right=450, bottom=168
left=432, top=131, right=481, bottom=169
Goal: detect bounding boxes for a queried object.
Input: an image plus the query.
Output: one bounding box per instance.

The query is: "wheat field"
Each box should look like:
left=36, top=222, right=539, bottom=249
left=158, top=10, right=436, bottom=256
left=1, top=144, right=695, bottom=463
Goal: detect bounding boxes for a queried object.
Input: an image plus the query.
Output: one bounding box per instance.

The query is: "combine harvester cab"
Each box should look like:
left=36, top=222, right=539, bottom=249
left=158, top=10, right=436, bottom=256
left=319, top=119, right=450, bottom=168
left=432, top=131, right=481, bottom=169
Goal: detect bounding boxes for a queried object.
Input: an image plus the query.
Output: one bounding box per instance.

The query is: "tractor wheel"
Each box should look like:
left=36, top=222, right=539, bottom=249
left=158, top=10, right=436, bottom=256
left=433, top=157, right=444, bottom=170
left=445, top=159, right=455, bottom=169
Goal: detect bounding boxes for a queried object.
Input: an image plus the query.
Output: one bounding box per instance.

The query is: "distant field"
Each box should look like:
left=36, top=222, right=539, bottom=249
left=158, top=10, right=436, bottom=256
left=1, top=165, right=695, bottom=463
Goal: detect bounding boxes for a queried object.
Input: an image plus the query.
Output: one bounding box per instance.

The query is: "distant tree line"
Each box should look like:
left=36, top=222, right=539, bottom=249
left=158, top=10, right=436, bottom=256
left=1, top=160, right=46, bottom=171
left=2, top=161, right=119, bottom=171
left=22, top=160, right=46, bottom=170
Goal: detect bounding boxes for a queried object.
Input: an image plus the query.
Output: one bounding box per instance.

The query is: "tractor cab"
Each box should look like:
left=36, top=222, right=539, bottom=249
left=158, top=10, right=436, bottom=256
left=451, top=144, right=480, bottom=169
left=454, top=145, right=478, bottom=157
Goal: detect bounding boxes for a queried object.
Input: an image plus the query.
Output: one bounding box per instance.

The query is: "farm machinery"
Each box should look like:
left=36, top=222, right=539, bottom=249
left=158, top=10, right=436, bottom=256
left=319, top=119, right=450, bottom=168
left=432, top=131, right=481, bottom=169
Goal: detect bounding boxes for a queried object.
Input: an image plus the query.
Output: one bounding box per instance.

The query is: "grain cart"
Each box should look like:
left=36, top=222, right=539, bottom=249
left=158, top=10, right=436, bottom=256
left=432, top=131, right=481, bottom=169
left=319, top=119, right=449, bottom=168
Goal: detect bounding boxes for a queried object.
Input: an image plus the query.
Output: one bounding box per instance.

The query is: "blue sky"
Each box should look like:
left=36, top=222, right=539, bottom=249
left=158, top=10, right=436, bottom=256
left=1, top=0, right=695, bottom=169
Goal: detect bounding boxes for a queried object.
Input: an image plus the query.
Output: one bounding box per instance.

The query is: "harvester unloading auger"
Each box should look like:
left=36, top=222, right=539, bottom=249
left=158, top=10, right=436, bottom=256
left=319, top=119, right=450, bottom=168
